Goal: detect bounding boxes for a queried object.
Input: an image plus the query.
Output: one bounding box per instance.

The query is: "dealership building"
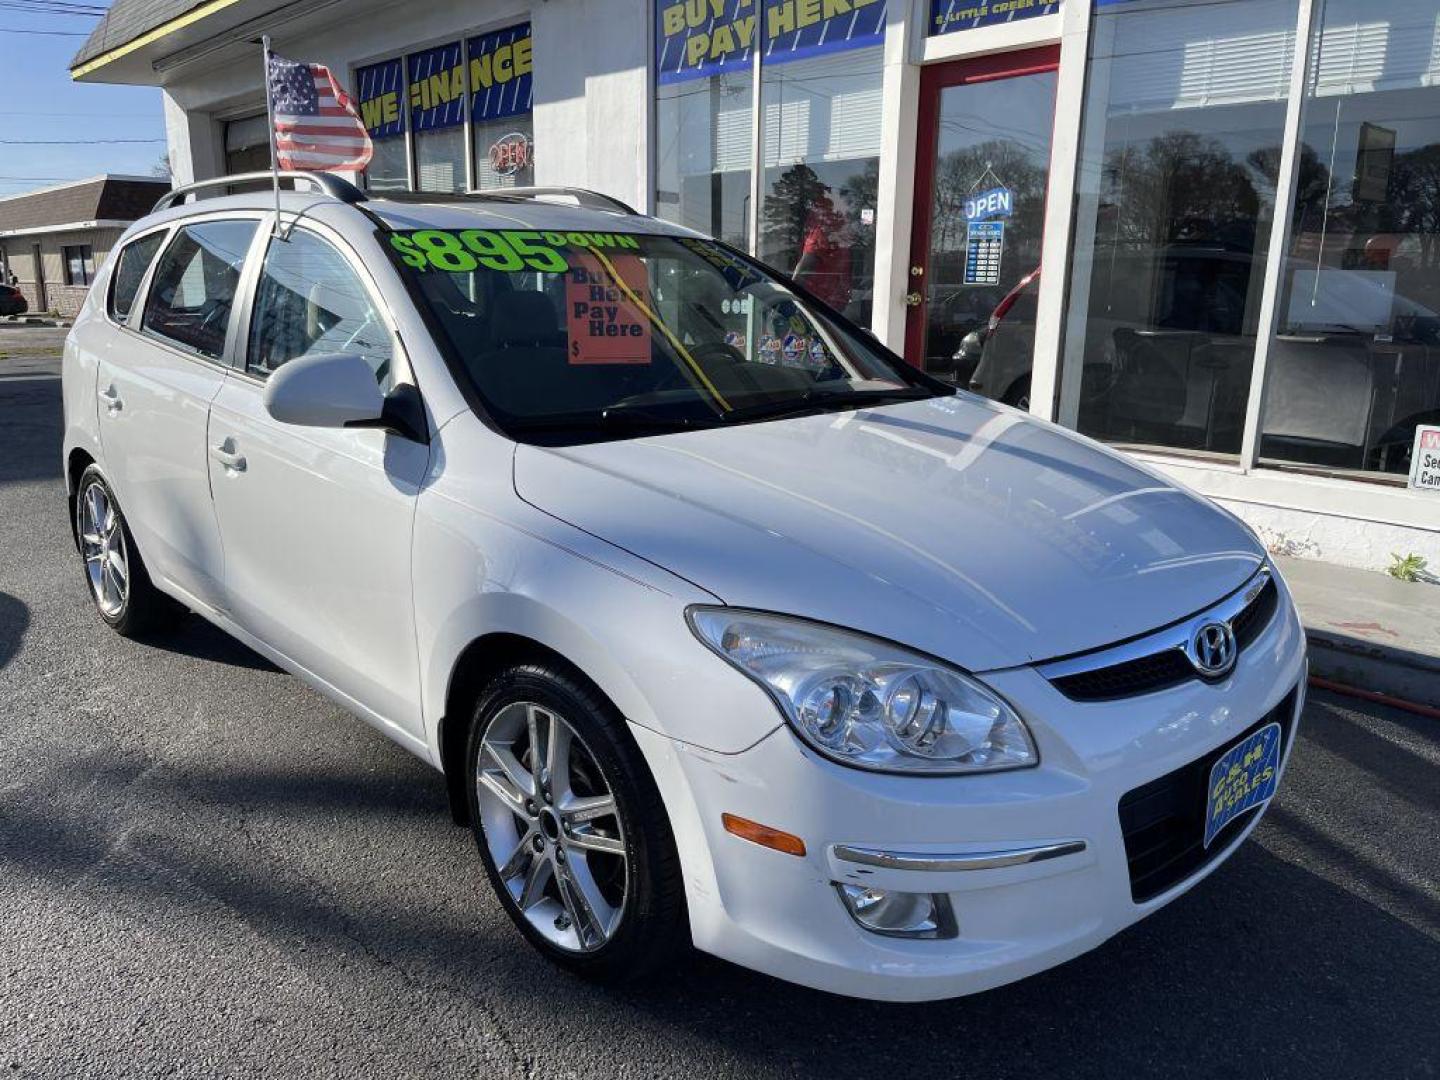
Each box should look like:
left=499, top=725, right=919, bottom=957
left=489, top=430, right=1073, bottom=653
left=72, top=0, right=1440, bottom=571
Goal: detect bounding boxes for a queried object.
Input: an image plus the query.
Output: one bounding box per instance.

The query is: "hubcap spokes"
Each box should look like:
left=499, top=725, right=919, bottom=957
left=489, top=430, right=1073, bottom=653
left=79, top=482, right=128, bottom=617
left=476, top=701, right=627, bottom=953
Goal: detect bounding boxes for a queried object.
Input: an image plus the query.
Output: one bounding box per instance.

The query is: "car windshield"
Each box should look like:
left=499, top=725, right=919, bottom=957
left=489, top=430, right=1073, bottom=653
left=386, top=227, right=943, bottom=442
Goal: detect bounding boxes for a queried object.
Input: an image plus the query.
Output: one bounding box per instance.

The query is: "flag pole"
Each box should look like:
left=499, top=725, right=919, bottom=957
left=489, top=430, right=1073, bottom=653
left=261, top=34, right=283, bottom=239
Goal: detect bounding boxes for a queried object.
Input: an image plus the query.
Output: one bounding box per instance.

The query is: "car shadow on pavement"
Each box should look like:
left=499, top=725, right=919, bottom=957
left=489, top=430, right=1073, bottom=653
left=2, top=787, right=1434, bottom=1079
left=138, top=611, right=281, bottom=673
left=2, top=722, right=1436, bottom=1079
left=0, top=591, right=29, bottom=670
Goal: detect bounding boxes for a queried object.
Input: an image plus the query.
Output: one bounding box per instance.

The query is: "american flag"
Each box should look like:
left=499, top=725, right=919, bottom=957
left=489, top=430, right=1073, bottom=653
left=267, top=53, right=373, bottom=172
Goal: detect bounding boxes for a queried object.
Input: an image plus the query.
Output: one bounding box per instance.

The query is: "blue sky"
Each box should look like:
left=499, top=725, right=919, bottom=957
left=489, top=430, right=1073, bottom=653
left=0, top=4, right=167, bottom=198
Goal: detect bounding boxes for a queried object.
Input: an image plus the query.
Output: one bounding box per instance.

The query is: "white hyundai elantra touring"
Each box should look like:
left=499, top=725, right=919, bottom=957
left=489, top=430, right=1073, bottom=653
left=62, top=173, right=1306, bottom=1001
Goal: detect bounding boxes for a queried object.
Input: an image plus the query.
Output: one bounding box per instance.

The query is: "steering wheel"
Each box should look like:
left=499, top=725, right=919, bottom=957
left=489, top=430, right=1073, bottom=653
left=687, top=340, right=747, bottom=367
left=683, top=340, right=762, bottom=395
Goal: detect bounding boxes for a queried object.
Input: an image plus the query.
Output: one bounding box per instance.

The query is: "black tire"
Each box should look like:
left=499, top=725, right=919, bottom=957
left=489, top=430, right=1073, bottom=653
left=1002, top=377, right=1032, bottom=411
left=465, top=661, right=687, bottom=984
left=74, top=465, right=173, bottom=638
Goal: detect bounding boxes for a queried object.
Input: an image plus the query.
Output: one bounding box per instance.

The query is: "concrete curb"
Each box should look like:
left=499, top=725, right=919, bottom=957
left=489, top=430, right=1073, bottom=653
left=1304, top=628, right=1440, bottom=710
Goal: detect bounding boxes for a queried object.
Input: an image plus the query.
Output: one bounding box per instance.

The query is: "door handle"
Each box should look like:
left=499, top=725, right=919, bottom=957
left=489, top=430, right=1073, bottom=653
left=904, top=292, right=923, bottom=307
left=210, top=442, right=246, bottom=473
left=99, top=385, right=122, bottom=411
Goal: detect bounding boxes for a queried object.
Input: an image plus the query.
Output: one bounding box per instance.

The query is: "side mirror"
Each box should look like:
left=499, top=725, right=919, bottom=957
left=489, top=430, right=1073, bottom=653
left=263, top=352, right=386, bottom=429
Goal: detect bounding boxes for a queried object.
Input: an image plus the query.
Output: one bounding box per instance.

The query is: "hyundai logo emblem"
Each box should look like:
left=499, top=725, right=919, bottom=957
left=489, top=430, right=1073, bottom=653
left=1191, top=621, right=1238, bottom=678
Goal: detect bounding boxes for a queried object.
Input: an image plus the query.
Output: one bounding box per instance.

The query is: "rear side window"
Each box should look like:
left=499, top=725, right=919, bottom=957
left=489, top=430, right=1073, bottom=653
left=247, top=229, right=392, bottom=388
left=107, top=232, right=166, bottom=323
left=142, top=220, right=258, bottom=359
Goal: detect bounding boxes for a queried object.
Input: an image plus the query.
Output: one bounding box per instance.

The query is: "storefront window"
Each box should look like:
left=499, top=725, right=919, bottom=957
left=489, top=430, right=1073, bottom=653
left=653, top=0, right=756, bottom=249
left=408, top=42, right=466, bottom=193
left=759, top=46, right=883, bottom=325
left=357, top=58, right=407, bottom=190
left=1260, top=0, right=1440, bottom=478
left=656, top=73, right=753, bottom=249
left=223, top=113, right=271, bottom=175
left=469, top=24, right=535, bottom=190
left=1059, top=0, right=1298, bottom=457
left=653, top=0, right=887, bottom=315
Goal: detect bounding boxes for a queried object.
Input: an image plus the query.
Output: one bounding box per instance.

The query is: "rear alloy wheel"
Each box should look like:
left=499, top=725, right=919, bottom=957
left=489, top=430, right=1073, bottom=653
left=75, top=465, right=172, bottom=637
left=466, top=664, right=685, bottom=982
left=79, top=478, right=129, bottom=619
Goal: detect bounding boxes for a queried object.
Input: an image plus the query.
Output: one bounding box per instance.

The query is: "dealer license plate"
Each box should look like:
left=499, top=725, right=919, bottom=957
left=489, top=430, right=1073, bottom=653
left=1204, top=722, right=1283, bottom=848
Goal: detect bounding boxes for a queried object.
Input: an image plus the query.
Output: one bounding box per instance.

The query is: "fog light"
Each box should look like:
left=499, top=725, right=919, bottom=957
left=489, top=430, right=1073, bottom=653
left=835, top=883, right=958, bottom=939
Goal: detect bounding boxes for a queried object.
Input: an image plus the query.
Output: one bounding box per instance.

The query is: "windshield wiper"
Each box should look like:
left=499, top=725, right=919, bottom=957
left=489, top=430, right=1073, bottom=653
left=505, top=405, right=725, bottom=437
left=720, top=386, right=938, bottom=424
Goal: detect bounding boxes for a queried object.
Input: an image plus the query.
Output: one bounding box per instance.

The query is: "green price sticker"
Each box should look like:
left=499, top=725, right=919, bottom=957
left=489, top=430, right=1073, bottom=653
left=389, top=229, right=639, bottom=274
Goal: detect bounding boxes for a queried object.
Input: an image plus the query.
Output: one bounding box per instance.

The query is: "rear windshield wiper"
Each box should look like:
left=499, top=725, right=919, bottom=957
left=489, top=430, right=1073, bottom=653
left=720, top=386, right=938, bottom=424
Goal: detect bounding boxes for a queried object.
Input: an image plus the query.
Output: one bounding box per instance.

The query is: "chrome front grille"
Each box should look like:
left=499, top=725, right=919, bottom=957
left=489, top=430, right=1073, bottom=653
left=1040, top=567, right=1279, bottom=703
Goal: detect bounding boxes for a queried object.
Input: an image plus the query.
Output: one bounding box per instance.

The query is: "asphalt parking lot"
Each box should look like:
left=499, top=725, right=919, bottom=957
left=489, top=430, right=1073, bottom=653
left=1, top=341, right=1437, bottom=1079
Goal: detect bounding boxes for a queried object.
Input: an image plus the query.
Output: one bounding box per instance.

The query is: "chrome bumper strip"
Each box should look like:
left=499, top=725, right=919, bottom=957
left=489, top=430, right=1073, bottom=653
left=833, top=839, right=1087, bottom=873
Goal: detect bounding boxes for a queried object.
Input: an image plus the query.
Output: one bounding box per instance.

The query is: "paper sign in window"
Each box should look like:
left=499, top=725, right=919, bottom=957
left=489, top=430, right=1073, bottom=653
left=565, top=253, right=652, bottom=365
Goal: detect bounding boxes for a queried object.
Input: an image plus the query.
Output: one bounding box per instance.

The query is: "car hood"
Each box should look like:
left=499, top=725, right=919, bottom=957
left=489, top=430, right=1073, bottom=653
left=513, top=394, right=1265, bottom=672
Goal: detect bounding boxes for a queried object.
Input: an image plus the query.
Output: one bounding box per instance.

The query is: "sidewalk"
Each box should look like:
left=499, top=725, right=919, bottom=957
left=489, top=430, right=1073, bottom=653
left=0, top=315, right=70, bottom=328
left=1277, top=555, right=1440, bottom=710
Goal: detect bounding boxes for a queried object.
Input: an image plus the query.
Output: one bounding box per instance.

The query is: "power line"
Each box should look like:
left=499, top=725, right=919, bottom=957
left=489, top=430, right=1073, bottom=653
left=0, top=138, right=164, bottom=144
left=0, top=1, right=108, bottom=15
left=0, top=111, right=160, bottom=119
left=0, top=27, right=86, bottom=35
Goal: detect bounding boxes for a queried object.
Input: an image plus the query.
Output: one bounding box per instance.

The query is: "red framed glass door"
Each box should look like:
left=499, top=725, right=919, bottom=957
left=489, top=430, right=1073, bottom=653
left=904, top=46, right=1060, bottom=402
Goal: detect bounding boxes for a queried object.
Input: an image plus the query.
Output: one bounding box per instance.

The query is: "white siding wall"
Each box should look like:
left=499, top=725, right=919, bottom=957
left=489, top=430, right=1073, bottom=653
left=159, top=0, right=649, bottom=210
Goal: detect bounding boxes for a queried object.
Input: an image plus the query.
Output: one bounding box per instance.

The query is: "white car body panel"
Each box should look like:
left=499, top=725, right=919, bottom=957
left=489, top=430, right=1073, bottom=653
left=207, top=374, right=431, bottom=742
left=95, top=322, right=230, bottom=607
left=60, top=187, right=1308, bottom=1002
left=411, top=413, right=782, bottom=759
left=515, top=395, right=1265, bottom=671
left=642, top=579, right=1306, bottom=1000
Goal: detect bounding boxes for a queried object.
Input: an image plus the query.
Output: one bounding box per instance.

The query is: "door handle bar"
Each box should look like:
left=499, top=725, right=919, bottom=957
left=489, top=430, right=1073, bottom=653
left=210, top=444, right=246, bottom=472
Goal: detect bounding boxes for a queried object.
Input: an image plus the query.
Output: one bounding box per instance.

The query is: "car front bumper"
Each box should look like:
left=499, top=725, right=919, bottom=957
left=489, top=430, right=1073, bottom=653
left=635, top=580, right=1308, bottom=1002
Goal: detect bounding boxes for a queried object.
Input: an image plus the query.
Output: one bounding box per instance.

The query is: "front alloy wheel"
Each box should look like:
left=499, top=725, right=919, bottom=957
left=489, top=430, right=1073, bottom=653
left=476, top=700, right=628, bottom=952
left=465, top=663, right=685, bottom=982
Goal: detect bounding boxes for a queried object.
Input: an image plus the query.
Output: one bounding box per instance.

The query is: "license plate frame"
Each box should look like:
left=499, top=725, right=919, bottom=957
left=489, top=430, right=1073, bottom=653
left=1203, top=721, right=1283, bottom=848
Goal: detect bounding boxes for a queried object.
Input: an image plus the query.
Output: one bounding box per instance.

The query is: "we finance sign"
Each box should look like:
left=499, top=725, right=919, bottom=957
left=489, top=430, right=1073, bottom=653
left=655, top=0, right=886, bottom=85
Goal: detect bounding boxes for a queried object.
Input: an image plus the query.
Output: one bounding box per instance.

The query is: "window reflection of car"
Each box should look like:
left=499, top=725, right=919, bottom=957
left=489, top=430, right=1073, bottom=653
left=964, top=267, right=1040, bottom=408
left=968, top=244, right=1440, bottom=473
left=925, top=284, right=1009, bottom=381
left=970, top=247, right=1259, bottom=448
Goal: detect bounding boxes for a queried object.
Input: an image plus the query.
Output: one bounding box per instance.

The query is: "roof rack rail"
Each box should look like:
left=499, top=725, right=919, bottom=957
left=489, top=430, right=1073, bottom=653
left=152, top=171, right=367, bottom=213
left=375, top=186, right=641, bottom=216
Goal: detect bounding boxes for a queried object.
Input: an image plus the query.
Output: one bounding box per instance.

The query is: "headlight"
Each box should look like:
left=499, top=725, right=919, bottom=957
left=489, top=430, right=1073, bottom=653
left=687, top=608, right=1037, bottom=775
